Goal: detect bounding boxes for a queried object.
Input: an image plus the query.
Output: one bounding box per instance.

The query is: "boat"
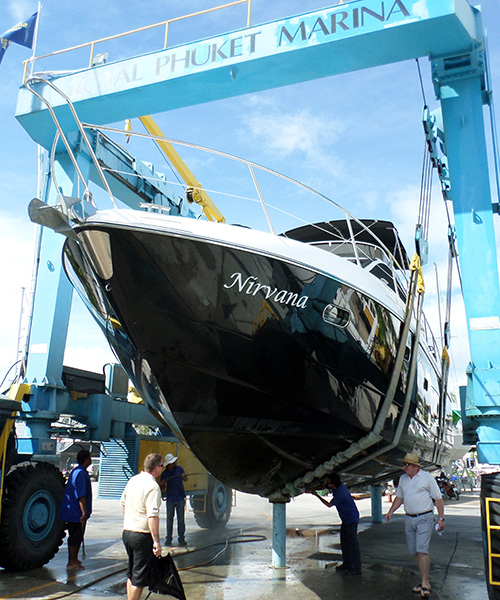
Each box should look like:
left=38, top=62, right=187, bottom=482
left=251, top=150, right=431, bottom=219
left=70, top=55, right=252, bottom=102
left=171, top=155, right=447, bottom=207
left=52, top=138, right=453, bottom=499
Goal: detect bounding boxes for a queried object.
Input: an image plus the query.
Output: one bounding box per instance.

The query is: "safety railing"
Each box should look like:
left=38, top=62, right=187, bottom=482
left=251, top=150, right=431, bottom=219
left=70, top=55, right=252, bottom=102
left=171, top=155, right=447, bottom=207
left=23, top=0, right=253, bottom=84
left=485, top=497, right=500, bottom=587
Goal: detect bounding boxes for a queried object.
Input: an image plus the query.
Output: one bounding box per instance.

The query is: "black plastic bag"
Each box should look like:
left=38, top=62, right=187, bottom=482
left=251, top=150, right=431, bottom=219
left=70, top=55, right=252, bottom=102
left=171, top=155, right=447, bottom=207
left=147, top=553, right=186, bottom=600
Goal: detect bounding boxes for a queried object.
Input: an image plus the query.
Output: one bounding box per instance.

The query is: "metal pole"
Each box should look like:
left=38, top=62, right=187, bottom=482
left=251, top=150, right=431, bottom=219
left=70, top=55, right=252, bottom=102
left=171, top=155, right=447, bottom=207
left=271, top=501, right=287, bottom=568
left=370, top=485, right=383, bottom=523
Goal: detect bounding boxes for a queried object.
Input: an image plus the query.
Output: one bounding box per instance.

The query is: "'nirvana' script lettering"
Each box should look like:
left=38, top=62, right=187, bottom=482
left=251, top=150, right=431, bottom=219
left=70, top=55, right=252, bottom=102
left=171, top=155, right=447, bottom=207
left=224, top=272, right=309, bottom=308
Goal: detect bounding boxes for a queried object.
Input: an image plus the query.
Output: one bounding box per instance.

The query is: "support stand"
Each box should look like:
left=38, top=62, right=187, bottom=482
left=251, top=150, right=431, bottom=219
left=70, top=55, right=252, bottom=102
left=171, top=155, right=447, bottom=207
left=370, top=485, right=383, bottom=523
left=271, top=501, right=287, bottom=568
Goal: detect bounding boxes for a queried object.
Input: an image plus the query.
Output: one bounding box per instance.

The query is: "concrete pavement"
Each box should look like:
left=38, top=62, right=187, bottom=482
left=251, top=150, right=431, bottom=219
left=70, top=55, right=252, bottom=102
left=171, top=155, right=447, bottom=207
left=0, top=486, right=488, bottom=599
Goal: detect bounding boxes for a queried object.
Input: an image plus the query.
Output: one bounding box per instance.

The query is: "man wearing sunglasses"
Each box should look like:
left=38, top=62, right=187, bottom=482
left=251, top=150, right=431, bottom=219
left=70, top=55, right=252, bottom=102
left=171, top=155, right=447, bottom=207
left=121, top=453, right=164, bottom=600
left=385, top=453, right=445, bottom=598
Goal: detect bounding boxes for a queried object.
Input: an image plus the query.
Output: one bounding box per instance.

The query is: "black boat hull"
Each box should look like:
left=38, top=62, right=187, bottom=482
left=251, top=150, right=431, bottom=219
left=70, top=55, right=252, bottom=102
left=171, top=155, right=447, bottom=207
left=63, top=217, right=443, bottom=497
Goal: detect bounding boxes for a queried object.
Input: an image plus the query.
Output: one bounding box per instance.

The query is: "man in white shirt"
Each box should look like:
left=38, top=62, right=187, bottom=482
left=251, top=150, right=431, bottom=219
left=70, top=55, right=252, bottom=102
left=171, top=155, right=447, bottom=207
left=121, top=453, right=163, bottom=600
left=385, top=453, right=445, bottom=598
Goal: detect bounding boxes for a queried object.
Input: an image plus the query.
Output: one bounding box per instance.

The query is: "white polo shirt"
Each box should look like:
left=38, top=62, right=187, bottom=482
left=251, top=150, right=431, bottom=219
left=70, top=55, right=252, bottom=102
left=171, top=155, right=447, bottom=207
left=396, top=469, right=442, bottom=515
left=121, top=471, right=162, bottom=533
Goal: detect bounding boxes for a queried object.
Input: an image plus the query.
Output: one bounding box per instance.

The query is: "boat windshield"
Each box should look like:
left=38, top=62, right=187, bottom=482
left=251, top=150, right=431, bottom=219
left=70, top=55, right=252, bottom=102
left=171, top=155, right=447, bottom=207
left=312, top=240, right=407, bottom=300
left=311, top=241, right=391, bottom=266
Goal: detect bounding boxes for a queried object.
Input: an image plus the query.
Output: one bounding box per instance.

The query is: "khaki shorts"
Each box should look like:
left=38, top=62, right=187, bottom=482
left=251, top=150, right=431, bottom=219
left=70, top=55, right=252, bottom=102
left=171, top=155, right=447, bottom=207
left=404, top=513, right=434, bottom=554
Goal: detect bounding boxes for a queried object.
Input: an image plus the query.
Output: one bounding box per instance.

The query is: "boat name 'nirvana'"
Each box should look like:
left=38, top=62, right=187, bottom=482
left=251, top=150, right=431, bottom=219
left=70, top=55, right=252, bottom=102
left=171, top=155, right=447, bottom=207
left=224, top=272, right=309, bottom=308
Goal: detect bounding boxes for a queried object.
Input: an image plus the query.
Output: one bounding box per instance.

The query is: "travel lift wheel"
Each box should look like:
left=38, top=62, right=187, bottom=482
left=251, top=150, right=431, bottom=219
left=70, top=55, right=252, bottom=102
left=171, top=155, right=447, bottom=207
left=481, top=472, right=500, bottom=600
left=191, top=476, right=232, bottom=529
left=0, top=462, right=66, bottom=571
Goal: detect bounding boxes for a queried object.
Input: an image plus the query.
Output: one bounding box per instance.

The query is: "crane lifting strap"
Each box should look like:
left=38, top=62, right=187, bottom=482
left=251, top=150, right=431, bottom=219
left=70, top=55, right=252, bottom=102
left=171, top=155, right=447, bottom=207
left=137, top=115, right=225, bottom=223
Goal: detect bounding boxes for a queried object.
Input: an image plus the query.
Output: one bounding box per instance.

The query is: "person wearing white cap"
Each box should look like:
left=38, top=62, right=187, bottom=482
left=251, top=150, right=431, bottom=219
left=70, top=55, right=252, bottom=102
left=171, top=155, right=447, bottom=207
left=160, top=453, right=188, bottom=546
left=385, top=453, right=445, bottom=598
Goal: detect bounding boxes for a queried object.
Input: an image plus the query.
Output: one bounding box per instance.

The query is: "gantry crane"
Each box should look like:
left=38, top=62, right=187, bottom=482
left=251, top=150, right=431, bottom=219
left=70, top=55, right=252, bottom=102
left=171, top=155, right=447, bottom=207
left=3, top=1, right=500, bottom=593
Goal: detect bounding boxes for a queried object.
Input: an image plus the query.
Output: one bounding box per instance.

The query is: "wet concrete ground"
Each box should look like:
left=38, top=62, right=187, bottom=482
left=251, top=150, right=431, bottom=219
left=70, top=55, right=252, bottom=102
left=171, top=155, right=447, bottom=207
left=0, top=485, right=488, bottom=599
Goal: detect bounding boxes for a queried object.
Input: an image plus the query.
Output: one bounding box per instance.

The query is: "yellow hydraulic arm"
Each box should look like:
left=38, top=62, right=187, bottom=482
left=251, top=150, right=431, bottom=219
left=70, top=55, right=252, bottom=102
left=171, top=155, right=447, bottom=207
left=0, top=384, right=30, bottom=521
left=137, top=115, right=225, bottom=223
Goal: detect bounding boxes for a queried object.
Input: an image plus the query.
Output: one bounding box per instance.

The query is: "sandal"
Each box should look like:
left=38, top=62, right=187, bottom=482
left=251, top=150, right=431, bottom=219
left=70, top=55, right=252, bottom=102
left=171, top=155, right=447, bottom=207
left=420, top=587, right=431, bottom=598
left=412, top=585, right=422, bottom=593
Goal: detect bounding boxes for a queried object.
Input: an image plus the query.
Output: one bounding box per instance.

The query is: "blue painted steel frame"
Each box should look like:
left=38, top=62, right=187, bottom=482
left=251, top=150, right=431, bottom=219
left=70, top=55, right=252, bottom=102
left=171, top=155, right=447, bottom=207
left=16, top=0, right=480, bottom=150
left=432, top=52, right=500, bottom=463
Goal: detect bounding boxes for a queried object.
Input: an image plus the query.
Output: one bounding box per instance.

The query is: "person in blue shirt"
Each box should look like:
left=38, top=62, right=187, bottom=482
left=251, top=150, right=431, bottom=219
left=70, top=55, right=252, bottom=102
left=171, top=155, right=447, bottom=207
left=309, top=473, right=362, bottom=575
left=160, top=453, right=188, bottom=547
left=59, top=449, right=93, bottom=570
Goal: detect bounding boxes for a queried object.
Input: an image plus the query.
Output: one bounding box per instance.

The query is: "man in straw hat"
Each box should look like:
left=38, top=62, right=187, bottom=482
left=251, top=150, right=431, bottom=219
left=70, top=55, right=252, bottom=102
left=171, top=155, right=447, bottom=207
left=385, top=453, right=445, bottom=598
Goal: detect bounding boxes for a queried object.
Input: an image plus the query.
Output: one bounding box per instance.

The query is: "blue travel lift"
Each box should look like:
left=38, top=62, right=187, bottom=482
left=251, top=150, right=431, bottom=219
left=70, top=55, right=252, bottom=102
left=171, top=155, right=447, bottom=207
left=3, top=0, right=500, bottom=588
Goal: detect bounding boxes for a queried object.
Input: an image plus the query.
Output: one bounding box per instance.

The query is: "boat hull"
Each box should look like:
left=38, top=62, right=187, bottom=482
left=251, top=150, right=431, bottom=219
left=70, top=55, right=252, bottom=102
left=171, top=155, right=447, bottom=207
left=63, top=214, right=442, bottom=497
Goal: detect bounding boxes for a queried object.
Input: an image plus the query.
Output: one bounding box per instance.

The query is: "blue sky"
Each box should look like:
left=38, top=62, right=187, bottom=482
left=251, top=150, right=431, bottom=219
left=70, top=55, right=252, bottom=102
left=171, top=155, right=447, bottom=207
left=1, top=0, right=500, bottom=401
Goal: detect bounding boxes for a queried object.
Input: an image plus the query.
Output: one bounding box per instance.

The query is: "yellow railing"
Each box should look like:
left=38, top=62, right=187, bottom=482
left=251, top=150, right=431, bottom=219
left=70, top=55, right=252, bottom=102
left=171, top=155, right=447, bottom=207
left=23, top=0, right=253, bottom=84
left=485, top=497, right=500, bottom=586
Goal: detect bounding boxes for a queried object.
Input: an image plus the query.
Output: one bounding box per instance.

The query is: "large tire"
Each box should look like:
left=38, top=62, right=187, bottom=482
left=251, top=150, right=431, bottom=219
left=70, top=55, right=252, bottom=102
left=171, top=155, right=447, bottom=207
left=0, top=462, right=65, bottom=571
left=191, top=477, right=232, bottom=529
left=480, top=472, right=500, bottom=600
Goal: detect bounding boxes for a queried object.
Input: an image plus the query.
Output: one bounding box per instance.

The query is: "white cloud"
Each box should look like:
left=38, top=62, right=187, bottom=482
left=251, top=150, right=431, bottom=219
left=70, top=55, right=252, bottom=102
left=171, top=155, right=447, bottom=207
left=7, top=0, right=37, bottom=23
left=0, top=214, right=36, bottom=387
left=0, top=211, right=116, bottom=388
left=63, top=342, right=116, bottom=374
left=412, top=1, right=430, bottom=20
left=240, top=98, right=346, bottom=178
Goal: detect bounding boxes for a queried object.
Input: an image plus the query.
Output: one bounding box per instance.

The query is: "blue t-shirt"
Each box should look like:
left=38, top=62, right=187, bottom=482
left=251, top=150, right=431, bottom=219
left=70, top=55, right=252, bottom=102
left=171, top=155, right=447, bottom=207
left=161, top=465, right=186, bottom=502
left=329, top=482, right=359, bottom=525
left=59, top=464, right=93, bottom=523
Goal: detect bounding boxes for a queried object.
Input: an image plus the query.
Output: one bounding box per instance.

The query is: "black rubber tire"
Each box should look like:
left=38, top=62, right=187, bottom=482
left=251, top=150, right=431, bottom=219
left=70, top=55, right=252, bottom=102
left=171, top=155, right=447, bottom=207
left=480, top=472, right=500, bottom=600
left=191, top=476, right=232, bottom=529
left=0, top=462, right=66, bottom=571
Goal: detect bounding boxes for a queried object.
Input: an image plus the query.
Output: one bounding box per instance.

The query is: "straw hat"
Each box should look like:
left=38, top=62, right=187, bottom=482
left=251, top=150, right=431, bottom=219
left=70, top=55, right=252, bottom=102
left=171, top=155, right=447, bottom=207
left=401, top=453, right=420, bottom=466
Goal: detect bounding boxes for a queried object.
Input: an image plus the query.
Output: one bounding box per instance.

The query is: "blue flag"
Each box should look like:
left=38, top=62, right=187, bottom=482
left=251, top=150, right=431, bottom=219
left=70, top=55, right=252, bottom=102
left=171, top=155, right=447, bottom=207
left=0, top=12, right=38, bottom=66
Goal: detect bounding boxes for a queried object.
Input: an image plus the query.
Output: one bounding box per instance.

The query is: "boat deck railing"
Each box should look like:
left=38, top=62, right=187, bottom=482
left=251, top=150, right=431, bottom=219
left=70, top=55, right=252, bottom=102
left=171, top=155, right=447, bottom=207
left=25, top=64, right=443, bottom=365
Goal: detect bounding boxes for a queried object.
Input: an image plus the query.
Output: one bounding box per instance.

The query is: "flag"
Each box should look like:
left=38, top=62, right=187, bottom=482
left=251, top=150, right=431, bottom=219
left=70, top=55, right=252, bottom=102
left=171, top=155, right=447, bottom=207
left=0, top=12, right=38, bottom=66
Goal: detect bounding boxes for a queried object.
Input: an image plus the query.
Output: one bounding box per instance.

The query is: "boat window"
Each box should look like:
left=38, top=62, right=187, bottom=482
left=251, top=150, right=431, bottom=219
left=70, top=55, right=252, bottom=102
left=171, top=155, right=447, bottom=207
left=322, top=304, right=350, bottom=328
left=368, top=262, right=396, bottom=292
left=395, top=273, right=408, bottom=302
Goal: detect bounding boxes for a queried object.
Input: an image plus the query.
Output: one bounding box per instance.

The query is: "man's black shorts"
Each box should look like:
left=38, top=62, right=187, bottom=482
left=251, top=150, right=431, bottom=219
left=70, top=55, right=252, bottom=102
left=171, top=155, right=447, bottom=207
left=65, top=521, right=84, bottom=547
left=122, top=530, right=153, bottom=587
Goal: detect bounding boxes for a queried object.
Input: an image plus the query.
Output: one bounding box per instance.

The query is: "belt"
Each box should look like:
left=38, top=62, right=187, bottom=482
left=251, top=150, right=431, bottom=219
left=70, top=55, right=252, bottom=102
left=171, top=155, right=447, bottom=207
left=406, top=510, right=433, bottom=517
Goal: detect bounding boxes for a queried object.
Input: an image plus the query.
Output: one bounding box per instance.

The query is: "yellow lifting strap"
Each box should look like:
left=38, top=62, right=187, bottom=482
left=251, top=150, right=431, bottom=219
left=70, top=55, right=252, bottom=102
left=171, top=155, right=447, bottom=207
left=136, top=115, right=226, bottom=224
left=441, top=345, right=450, bottom=366
left=410, top=253, right=425, bottom=295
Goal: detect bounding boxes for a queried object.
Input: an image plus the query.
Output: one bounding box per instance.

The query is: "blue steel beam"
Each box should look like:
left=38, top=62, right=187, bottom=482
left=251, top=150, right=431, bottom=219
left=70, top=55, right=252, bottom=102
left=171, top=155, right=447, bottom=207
left=25, top=153, right=89, bottom=385
left=16, top=0, right=481, bottom=150
left=433, top=53, right=500, bottom=463
left=16, top=383, right=173, bottom=454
